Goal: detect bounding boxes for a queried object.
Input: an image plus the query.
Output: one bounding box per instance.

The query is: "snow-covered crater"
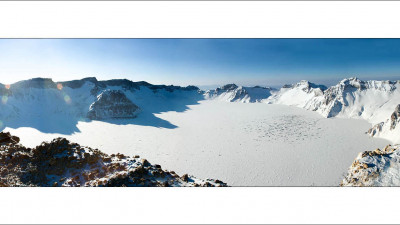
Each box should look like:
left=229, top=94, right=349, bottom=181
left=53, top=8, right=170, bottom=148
left=2, top=76, right=400, bottom=186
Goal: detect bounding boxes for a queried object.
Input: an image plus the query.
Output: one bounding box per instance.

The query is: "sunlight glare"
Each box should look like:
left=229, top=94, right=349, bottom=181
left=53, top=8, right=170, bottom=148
left=1, top=95, right=8, bottom=104
left=64, top=95, right=71, bottom=104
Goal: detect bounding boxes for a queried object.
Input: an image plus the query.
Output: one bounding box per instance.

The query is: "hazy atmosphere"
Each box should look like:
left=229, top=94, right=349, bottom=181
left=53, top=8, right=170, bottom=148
left=1, top=39, right=400, bottom=87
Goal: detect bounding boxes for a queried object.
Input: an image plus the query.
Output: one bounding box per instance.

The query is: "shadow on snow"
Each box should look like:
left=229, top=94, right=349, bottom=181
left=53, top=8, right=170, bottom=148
left=0, top=93, right=204, bottom=135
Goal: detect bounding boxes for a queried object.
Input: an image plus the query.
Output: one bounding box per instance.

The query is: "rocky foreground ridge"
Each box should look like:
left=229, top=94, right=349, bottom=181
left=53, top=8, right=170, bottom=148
left=0, top=132, right=227, bottom=187
left=341, top=144, right=400, bottom=186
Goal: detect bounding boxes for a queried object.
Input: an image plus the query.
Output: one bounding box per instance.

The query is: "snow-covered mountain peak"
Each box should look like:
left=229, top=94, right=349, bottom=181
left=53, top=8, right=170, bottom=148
left=336, top=77, right=369, bottom=91
left=335, top=77, right=398, bottom=92
left=295, top=80, right=312, bottom=87
left=205, top=84, right=275, bottom=103
left=218, top=83, right=238, bottom=91
left=340, top=76, right=360, bottom=84
left=292, top=80, right=327, bottom=93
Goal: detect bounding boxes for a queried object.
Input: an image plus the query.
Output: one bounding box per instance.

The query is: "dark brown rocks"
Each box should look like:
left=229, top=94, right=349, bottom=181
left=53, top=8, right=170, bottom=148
left=0, top=132, right=228, bottom=187
left=0, top=132, right=20, bottom=145
left=181, top=174, right=189, bottom=182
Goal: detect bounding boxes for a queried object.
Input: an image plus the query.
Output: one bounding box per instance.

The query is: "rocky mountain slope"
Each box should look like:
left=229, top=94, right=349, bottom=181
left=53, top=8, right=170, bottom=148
left=0, top=132, right=227, bottom=187
left=87, top=90, right=140, bottom=120
left=341, top=144, right=400, bottom=186
left=2, top=77, right=399, bottom=138
left=265, top=80, right=327, bottom=110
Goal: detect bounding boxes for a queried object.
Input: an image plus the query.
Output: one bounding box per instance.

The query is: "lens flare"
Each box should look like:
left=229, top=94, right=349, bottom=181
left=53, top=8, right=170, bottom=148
left=57, top=83, right=63, bottom=90
left=0, top=120, right=3, bottom=128
left=5, top=84, right=10, bottom=89
left=64, top=95, right=71, bottom=104
left=1, top=95, right=8, bottom=104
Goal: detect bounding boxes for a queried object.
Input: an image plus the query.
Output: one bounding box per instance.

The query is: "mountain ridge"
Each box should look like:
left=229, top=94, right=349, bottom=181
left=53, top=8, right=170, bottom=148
left=2, top=76, right=400, bottom=143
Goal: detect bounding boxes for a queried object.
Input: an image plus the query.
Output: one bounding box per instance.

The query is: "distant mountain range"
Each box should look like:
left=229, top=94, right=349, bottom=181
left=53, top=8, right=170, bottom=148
left=1, top=76, right=400, bottom=142
left=207, top=77, right=400, bottom=145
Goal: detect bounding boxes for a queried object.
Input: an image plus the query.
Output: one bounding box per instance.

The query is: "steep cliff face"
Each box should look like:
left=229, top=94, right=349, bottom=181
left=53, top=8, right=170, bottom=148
left=0, top=132, right=227, bottom=187
left=390, top=104, right=400, bottom=130
left=87, top=90, right=140, bottom=120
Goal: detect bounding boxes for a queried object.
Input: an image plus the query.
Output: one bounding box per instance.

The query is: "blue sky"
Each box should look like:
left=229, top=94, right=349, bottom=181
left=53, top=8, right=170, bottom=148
left=1, top=39, right=400, bottom=87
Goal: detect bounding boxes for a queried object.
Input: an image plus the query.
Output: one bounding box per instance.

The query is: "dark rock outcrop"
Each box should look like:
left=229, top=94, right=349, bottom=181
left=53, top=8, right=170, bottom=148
left=367, top=104, right=400, bottom=137
left=341, top=144, right=399, bottom=187
left=367, top=122, right=384, bottom=136
left=0, top=132, right=20, bottom=145
left=390, top=104, right=400, bottom=130
left=87, top=90, right=140, bottom=120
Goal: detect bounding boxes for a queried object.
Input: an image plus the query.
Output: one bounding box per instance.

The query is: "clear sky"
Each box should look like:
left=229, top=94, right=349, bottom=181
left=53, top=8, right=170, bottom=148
left=1, top=39, right=400, bottom=88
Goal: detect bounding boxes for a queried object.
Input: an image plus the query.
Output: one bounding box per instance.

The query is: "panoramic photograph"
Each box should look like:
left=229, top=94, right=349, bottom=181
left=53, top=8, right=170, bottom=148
left=1, top=38, right=400, bottom=187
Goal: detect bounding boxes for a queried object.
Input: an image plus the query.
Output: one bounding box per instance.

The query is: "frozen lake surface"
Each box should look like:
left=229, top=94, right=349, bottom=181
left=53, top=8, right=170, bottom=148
left=5, top=101, right=390, bottom=186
